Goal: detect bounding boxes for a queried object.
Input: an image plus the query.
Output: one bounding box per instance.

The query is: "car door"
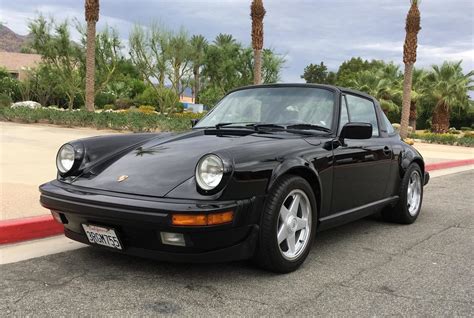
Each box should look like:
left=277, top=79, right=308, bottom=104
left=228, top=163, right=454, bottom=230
left=331, top=94, right=392, bottom=213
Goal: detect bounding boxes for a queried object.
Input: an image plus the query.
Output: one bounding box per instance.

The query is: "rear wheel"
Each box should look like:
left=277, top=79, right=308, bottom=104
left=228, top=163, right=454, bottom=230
left=382, top=163, right=423, bottom=224
left=254, top=175, right=317, bottom=273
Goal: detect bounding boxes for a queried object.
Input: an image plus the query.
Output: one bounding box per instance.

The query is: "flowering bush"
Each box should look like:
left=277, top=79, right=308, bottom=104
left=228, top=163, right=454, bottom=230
left=0, top=107, right=192, bottom=132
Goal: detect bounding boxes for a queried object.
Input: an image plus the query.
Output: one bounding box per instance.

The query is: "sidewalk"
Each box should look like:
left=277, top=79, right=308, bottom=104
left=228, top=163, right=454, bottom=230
left=0, top=122, right=120, bottom=221
left=413, top=142, right=474, bottom=164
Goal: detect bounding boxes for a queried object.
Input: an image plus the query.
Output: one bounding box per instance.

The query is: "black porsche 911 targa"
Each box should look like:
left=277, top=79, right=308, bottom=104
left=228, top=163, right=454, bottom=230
left=40, top=84, right=429, bottom=273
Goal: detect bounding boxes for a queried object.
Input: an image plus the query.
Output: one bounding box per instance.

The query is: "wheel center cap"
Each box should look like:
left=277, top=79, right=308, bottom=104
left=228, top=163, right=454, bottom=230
left=287, top=216, right=297, bottom=232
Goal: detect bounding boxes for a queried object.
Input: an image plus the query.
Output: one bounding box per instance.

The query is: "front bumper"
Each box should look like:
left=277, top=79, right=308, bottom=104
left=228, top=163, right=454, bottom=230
left=424, top=171, right=430, bottom=186
left=39, top=180, right=262, bottom=262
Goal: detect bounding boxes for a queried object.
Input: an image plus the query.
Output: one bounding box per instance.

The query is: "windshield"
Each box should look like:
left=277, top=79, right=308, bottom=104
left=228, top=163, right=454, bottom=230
left=195, top=87, right=335, bottom=130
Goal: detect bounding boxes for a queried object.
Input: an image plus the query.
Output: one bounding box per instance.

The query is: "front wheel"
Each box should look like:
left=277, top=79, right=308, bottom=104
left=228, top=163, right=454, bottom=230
left=382, top=163, right=423, bottom=224
left=254, top=175, right=317, bottom=273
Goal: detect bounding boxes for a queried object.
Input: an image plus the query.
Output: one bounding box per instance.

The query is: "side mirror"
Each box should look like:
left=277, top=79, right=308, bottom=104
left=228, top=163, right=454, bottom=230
left=340, top=123, right=372, bottom=142
left=190, top=119, right=199, bottom=127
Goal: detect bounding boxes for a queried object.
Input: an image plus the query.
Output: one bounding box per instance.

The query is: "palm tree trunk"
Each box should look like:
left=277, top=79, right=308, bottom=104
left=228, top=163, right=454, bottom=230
left=431, top=102, right=450, bottom=133
left=254, top=49, right=262, bottom=85
left=400, top=63, right=413, bottom=138
left=85, top=21, right=96, bottom=112
left=409, top=100, right=417, bottom=131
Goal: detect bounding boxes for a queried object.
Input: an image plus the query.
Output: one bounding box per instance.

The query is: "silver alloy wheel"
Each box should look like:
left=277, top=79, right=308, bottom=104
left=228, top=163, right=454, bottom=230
left=277, top=189, right=312, bottom=260
left=407, top=170, right=422, bottom=216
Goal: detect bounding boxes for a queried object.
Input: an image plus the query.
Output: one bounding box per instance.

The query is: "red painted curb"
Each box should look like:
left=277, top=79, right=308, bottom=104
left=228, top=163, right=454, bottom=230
left=0, top=215, right=63, bottom=245
left=425, top=159, right=474, bottom=172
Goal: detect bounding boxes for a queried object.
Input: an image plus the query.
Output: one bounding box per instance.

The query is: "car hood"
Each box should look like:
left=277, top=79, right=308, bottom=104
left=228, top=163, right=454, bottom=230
left=71, top=130, right=313, bottom=197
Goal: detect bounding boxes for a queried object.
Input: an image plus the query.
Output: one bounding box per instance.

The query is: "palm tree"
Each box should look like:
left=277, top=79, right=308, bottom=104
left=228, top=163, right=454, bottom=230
left=214, top=33, right=236, bottom=47
left=408, top=68, right=428, bottom=130
left=190, top=35, right=208, bottom=103
left=400, top=0, right=421, bottom=138
left=84, top=0, right=100, bottom=112
left=427, top=61, right=473, bottom=133
left=251, top=0, right=266, bottom=85
left=348, top=69, right=401, bottom=114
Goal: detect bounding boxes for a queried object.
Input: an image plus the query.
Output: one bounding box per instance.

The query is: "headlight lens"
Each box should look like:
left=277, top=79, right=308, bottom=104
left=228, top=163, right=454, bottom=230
left=196, top=154, right=224, bottom=190
left=56, top=144, right=75, bottom=174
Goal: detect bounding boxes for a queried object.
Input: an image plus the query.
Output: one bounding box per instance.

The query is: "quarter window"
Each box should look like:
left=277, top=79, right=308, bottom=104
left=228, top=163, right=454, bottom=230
left=339, top=96, right=349, bottom=133
left=345, top=94, right=379, bottom=136
left=381, top=112, right=395, bottom=135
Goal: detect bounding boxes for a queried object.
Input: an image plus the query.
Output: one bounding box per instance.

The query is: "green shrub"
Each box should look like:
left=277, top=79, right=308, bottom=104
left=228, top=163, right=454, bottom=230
left=463, top=131, right=474, bottom=138
left=135, top=87, right=181, bottom=113
left=0, top=107, right=193, bottom=132
left=460, top=127, right=472, bottom=131
left=458, top=136, right=474, bottom=147
left=95, top=92, right=116, bottom=109
left=171, top=111, right=206, bottom=120
left=103, top=104, right=116, bottom=111
left=137, top=105, right=156, bottom=114
left=135, top=86, right=159, bottom=108
left=198, top=86, right=225, bottom=108
left=0, top=94, right=13, bottom=108
left=175, top=103, right=185, bottom=113
left=410, top=132, right=473, bottom=147
left=0, top=68, right=21, bottom=101
left=114, top=98, right=134, bottom=110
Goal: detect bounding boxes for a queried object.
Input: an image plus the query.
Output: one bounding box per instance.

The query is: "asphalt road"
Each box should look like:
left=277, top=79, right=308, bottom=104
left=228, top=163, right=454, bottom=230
left=1, top=171, right=473, bottom=316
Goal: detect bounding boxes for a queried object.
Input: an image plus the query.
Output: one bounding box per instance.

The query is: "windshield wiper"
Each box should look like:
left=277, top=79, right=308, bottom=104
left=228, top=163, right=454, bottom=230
left=215, top=122, right=255, bottom=129
left=246, top=123, right=286, bottom=131
left=286, top=123, right=332, bottom=133
left=211, top=122, right=331, bottom=136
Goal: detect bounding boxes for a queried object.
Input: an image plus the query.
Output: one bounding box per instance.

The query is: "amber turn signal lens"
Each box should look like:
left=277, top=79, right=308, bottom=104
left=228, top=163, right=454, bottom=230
left=207, top=211, right=234, bottom=225
left=172, top=214, right=207, bottom=226
left=172, top=211, right=234, bottom=226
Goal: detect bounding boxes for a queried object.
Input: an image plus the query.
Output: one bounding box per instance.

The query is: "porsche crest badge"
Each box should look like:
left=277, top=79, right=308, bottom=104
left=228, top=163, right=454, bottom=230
left=117, top=175, right=129, bottom=182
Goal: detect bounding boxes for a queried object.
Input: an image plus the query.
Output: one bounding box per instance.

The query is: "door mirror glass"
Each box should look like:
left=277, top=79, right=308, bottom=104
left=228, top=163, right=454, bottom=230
left=340, top=122, right=372, bottom=140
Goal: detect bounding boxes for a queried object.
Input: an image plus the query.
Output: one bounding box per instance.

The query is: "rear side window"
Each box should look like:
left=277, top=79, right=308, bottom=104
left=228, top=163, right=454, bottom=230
left=345, top=94, right=379, bottom=136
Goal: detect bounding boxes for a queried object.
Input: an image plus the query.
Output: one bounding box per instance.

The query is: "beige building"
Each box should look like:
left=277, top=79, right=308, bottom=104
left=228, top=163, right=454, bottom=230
left=0, top=51, right=42, bottom=80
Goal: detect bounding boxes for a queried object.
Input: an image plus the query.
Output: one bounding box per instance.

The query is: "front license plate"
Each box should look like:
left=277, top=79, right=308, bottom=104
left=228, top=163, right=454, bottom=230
left=82, top=224, right=123, bottom=250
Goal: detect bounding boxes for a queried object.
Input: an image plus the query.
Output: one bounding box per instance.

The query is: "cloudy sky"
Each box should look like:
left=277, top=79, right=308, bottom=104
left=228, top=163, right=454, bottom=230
left=1, top=0, right=473, bottom=82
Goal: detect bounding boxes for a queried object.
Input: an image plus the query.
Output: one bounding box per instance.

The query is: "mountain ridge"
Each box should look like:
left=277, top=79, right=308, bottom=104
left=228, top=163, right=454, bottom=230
left=0, top=24, right=31, bottom=52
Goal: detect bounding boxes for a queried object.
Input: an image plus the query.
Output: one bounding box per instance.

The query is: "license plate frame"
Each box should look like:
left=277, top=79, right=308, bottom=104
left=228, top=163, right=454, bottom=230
left=82, top=224, right=123, bottom=250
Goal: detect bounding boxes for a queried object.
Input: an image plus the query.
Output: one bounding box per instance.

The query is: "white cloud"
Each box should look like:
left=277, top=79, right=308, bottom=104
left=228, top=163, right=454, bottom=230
left=1, top=0, right=473, bottom=82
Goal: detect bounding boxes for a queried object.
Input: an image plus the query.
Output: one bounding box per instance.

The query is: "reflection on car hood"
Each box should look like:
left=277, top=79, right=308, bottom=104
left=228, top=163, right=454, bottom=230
left=71, top=129, right=313, bottom=197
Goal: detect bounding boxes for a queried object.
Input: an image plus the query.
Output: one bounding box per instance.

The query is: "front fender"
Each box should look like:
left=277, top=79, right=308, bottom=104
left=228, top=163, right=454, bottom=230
left=399, top=144, right=425, bottom=178
left=267, top=158, right=323, bottom=214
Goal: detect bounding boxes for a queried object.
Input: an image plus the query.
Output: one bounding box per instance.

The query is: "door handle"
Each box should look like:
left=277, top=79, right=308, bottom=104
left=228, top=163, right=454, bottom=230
left=383, top=146, right=391, bottom=156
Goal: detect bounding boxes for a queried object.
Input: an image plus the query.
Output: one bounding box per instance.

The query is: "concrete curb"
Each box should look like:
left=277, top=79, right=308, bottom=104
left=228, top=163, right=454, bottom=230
left=1, top=158, right=473, bottom=245
left=0, top=215, right=63, bottom=245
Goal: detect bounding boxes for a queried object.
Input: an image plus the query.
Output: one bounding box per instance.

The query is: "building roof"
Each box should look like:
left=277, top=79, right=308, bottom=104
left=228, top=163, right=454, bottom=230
left=0, top=51, right=42, bottom=72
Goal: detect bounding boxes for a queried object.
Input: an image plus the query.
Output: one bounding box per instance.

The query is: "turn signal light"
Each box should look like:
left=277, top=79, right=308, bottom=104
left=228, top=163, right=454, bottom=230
left=207, top=211, right=234, bottom=225
left=172, top=211, right=234, bottom=226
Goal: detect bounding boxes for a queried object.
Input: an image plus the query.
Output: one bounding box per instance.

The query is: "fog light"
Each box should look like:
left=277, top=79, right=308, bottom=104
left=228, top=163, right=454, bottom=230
left=160, top=232, right=185, bottom=246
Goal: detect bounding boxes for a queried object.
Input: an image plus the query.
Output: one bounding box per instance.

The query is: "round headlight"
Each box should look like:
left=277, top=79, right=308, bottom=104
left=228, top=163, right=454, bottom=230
left=196, top=154, right=224, bottom=190
left=56, top=144, right=75, bottom=174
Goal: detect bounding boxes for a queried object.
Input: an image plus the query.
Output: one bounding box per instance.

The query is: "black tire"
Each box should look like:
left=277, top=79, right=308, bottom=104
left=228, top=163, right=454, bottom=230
left=253, top=175, right=317, bottom=273
left=382, top=163, right=423, bottom=224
